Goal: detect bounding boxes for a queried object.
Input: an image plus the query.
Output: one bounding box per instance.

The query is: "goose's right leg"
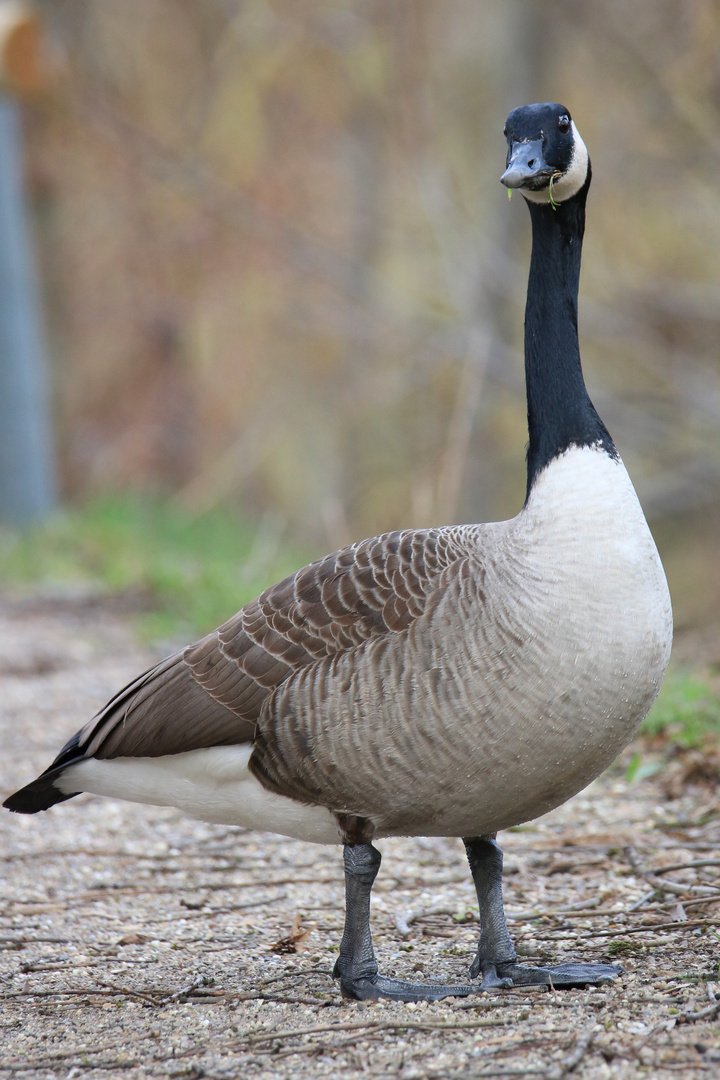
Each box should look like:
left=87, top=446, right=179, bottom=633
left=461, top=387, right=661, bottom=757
left=332, top=843, right=479, bottom=1002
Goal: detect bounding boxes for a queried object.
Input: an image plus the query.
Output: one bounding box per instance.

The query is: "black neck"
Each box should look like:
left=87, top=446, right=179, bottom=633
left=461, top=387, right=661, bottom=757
left=523, top=176, right=615, bottom=498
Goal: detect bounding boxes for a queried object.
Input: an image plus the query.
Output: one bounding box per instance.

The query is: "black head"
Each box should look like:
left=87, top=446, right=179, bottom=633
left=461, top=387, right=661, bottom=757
left=501, top=102, right=589, bottom=205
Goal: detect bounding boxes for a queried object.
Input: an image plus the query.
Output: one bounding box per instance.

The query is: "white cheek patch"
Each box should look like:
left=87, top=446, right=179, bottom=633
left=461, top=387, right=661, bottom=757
left=522, top=121, right=589, bottom=205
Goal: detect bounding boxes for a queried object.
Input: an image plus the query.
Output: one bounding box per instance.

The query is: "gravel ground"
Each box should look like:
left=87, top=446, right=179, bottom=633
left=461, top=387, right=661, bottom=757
left=1, top=592, right=719, bottom=1079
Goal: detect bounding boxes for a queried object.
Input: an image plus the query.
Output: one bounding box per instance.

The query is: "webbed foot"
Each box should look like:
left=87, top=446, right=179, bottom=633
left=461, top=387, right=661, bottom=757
left=494, top=961, right=622, bottom=988
left=333, top=966, right=480, bottom=1002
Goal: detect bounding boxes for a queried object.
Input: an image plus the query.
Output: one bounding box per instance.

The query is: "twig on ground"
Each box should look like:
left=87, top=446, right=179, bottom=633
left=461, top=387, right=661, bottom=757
left=629, top=890, right=658, bottom=911
left=679, top=999, right=720, bottom=1023
left=0, top=985, right=160, bottom=1006
left=159, top=973, right=215, bottom=1004
left=631, top=1017, right=676, bottom=1056
left=656, top=895, right=720, bottom=912
left=555, top=897, right=603, bottom=912
left=395, top=896, right=605, bottom=939
left=0, top=936, right=70, bottom=946
left=243, top=1015, right=512, bottom=1048
left=545, top=1023, right=596, bottom=1079
left=255, top=1030, right=386, bottom=1059
left=652, top=859, right=720, bottom=875
left=625, top=847, right=720, bottom=897
left=149, top=891, right=288, bottom=923
left=0, top=1040, right=146, bottom=1071
left=395, top=905, right=478, bottom=938
left=586, top=919, right=720, bottom=937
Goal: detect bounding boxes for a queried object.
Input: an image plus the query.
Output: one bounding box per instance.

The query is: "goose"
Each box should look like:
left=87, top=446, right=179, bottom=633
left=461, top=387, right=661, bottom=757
left=3, top=102, right=672, bottom=1002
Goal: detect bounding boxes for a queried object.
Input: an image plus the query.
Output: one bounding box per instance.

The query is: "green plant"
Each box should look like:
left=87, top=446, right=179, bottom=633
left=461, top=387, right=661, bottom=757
left=624, top=751, right=662, bottom=783
left=0, top=495, right=314, bottom=641
left=607, top=940, right=643, bottom=957
left=641, top=669, right=720, bottom=749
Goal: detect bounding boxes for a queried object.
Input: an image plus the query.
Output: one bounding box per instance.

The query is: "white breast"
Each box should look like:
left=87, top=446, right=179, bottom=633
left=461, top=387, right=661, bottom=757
left=519, top=446, right=673, bottom=648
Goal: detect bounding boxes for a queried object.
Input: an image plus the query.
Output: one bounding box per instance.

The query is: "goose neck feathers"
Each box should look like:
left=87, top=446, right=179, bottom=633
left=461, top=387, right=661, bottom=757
left=522, top=163, right=615, bottom=496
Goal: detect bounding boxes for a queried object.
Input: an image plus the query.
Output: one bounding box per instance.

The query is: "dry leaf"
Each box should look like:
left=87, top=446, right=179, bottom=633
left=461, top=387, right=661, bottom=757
left=271, top=914, right=312, bottom=954
left=117, top=933, right=147, bottom=946
left=661, top=744, right=720, bottom=798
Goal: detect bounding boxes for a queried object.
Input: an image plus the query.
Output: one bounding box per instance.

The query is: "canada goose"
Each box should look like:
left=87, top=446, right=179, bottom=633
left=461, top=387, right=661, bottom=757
left=4, top=103, right=672, bottom=1002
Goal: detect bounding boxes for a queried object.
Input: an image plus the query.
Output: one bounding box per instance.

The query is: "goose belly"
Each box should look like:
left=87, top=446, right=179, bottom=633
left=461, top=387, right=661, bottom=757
left=257, top=448, right=672, bottom=840
left=393, top=449, right=673, bottom=837
left=406, top=569, right=670, bottom=838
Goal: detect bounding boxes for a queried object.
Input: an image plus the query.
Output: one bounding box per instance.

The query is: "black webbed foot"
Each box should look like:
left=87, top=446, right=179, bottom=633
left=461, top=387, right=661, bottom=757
left=333, top=969, right=480, bottom=1002
left=495, top=961, right=622, bottom=988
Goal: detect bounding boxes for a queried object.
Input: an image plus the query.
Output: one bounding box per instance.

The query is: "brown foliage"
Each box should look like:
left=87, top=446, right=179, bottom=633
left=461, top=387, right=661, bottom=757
left=18, top=0, right=720, bottom=621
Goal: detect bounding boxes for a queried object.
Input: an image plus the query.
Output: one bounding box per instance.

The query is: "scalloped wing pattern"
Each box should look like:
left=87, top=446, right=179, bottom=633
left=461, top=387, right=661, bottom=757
left=64, top=527, right=477, bottom=765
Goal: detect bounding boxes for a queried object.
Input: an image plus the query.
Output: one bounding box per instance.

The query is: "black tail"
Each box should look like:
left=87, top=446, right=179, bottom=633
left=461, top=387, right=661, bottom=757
left=3, top=770, right=80, bottom=813
left=3, top=733, right=86, bottom=813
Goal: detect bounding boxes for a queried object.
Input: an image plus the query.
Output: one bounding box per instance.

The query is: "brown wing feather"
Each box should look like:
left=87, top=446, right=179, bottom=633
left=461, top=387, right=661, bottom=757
left=68, top=527, right=473, bottom=764
left=77, top=654, right=255, bottom=760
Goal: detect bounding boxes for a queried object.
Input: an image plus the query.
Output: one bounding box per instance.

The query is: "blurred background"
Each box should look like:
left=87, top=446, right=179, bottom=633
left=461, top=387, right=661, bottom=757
left=1, top=0, right=719, bottom=642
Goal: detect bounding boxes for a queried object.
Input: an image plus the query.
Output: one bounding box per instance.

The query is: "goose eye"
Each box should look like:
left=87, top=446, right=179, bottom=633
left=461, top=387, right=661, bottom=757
left=558, top=115, right=570, bottom=134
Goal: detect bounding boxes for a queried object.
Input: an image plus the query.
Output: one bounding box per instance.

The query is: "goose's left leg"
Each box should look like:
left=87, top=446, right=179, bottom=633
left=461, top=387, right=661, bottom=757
left=332, top=843, right=479, bottom=1002
left=464, top=834, right=623, bottom=989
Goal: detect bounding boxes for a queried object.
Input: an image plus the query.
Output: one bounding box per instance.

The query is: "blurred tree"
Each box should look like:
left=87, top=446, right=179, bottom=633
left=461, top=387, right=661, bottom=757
left=17, top=0, right=720, bottom=628
left=0, top=1, right=55, bottom=524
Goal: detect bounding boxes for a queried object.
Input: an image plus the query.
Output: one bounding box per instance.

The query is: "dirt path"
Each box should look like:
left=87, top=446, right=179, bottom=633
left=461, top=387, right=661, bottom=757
left=1, top=594, right=719, bottom=1079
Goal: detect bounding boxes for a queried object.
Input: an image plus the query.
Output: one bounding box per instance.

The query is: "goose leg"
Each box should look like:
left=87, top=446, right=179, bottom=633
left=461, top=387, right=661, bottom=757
left=332, top=843, right=479, bottom=1002
left=464, top=834, right=623, bottom=989
left=464, top=835, right=517, bottom=988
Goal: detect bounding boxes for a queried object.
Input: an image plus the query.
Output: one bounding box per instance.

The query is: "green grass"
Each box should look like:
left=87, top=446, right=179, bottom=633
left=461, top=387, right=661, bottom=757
left=622, top=666, right=720, bottom=782
left=0, top=496, right=314, bottom=642
left=641, top=668, right=720, bottom=748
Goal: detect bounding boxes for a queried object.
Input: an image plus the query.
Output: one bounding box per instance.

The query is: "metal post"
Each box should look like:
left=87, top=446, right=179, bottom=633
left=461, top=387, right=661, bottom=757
left=0, top=92, right=55, bottom=523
